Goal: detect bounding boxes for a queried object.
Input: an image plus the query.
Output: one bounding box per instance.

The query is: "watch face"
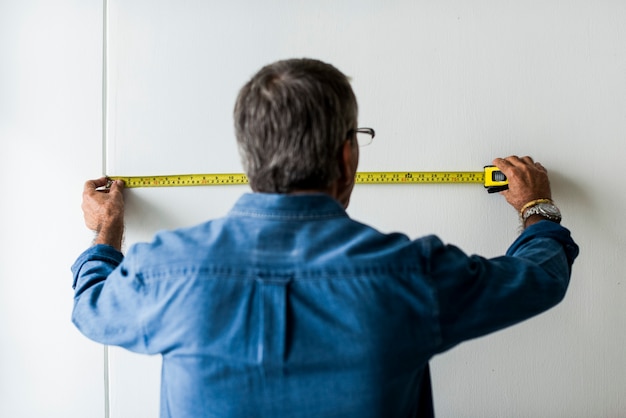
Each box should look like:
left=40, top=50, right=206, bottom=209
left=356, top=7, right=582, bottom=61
left=523, top=202, right=562, bottom=222
left=538, top=203, right=561, bottom=217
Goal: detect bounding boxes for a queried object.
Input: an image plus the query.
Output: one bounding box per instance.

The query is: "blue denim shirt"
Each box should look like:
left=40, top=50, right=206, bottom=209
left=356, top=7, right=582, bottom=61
left=72, top=193, right=579, bottom=418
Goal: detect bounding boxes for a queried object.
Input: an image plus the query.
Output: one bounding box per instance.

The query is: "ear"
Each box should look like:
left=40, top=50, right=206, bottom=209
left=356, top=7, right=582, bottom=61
left=335, top=139, right=358, bottom=208
left=339, top=139, right=357, bottom=184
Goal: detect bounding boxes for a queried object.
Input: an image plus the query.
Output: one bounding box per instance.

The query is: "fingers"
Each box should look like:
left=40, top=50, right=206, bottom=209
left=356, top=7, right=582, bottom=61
left=492, top=156, right=545, bottom=180
left=108, top=179, right=125, bottom=194
left=493, top=155, right=533, bottom=167
left=534, top=161, right=547, bottom=173
left=84, top=177, right=125, bottom=194
left=493, top=155, right=546, bottom=174
left=491, top=155, right=552, bottom=212
left=84, top=177, right=109, bottom=192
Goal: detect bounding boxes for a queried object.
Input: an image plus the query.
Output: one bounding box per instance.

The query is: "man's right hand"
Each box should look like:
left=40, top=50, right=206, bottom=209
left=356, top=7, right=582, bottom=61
left=82, top=177, right=125, bottom=251
left=492, top=156, right=552, bottom=214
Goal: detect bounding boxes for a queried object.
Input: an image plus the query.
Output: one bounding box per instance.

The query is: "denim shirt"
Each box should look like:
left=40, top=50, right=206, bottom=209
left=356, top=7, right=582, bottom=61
left=71, top=193, right=579, bottom=418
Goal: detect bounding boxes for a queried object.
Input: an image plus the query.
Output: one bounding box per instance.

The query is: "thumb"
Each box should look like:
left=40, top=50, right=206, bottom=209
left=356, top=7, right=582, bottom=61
left=108, top=180, right=124, bottom=194
left=108, top=179, right=125, bottom=194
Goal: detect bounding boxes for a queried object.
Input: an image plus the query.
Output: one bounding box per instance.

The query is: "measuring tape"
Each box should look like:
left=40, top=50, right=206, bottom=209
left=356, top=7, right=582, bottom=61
left=109, top=166, right=508, bottom=192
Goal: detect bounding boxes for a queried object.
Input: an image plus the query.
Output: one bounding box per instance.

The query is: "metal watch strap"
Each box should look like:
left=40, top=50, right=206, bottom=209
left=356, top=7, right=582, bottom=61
left=521, top=200, right=562, bottom=223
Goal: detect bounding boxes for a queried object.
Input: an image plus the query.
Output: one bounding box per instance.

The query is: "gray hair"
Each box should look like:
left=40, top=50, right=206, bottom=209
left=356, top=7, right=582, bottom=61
left=233, top=58, right=358, bottom=193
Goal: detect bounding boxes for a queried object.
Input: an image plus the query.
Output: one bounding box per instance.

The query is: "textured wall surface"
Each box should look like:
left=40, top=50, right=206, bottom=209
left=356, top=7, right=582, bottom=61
left=0, top=1, right=106, bottom=417
left=70, top=1, right=626, bottom=416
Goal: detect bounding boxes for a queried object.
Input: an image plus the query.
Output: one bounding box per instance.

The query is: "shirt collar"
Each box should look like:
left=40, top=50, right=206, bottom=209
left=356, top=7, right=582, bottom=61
left=229, top=193, right=347, bottom=220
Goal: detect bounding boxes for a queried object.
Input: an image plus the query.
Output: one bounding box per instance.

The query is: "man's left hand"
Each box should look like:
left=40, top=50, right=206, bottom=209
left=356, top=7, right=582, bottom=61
left=82, top=177, right=125, bottom=250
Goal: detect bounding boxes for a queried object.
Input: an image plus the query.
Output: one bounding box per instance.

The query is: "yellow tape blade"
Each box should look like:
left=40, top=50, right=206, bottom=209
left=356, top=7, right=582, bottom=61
left=109, top=171, right=487, bottom=188
left=355, top=171, right=485, bottom=184
left=109, top=174, right=248, bottom=188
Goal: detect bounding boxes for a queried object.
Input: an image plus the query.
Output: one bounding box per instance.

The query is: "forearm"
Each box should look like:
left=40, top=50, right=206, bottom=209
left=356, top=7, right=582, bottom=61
left=507, top=220, right=579, bottom=271
left=433, top=221, right=579, bottom=350
left=71, top=245, right=149, bottom=351
left=72, top=244, right=123, bottom=293
left=93, top=221, right=124, bottom=251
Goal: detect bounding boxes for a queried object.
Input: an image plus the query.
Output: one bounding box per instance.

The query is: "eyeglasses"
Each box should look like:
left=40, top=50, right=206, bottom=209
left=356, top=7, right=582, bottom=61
left=349, top=127, right=376, bottom=147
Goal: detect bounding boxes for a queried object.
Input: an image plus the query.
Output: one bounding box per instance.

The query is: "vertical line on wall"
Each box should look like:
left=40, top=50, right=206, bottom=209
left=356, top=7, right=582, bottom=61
left=102, top=1, right=111, bottom=418
left=104, top=345, right=110, bottom=418
left=102, top=0, right=108, bottom=176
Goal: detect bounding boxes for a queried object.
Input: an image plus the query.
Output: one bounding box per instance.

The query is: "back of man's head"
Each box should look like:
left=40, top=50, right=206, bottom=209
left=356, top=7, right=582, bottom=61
left=234, top=58, right=358, bottom=193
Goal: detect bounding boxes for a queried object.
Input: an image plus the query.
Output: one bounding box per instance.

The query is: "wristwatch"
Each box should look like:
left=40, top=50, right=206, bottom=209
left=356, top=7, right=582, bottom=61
left=522, top=201, right=562, bottom=223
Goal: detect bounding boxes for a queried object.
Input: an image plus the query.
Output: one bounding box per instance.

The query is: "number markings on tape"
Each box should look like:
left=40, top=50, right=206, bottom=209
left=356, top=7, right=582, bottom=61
left=354, top=171, right=485, bottom=184
left=109, top=171, right=487, bottom=188
left=113, top=174, right=250, bottom=187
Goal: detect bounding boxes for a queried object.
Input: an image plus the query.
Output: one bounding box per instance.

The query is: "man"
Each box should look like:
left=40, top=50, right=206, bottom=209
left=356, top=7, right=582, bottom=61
left=72, top=58, right=579, bottom=417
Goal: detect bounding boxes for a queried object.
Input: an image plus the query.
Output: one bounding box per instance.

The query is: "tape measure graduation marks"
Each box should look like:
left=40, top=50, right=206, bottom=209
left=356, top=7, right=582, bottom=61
left=109, top=166, right=508, bottom=192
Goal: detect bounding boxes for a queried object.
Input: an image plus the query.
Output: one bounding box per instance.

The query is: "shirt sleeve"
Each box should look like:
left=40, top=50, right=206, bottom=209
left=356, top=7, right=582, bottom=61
left=429, top=220, right=579, bottom=353
left=71, top=244, right=151, bottom=353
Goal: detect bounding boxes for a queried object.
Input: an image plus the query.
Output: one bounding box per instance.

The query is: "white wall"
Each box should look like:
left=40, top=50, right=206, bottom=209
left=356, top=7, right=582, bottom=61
left=105, top=1, right=626, bottom=417
left=3, top=1, right=625, bottom=417
left=0, top=1, right=105, bottom=417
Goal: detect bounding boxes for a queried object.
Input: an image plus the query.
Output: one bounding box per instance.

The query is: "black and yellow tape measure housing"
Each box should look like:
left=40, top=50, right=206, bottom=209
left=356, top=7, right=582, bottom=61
left=483, top=165, right=510, bottom=193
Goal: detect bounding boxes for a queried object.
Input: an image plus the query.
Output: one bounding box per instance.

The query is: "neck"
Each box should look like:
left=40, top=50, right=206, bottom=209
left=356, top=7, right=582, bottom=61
left=287, top=183, right=350, bottom=208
